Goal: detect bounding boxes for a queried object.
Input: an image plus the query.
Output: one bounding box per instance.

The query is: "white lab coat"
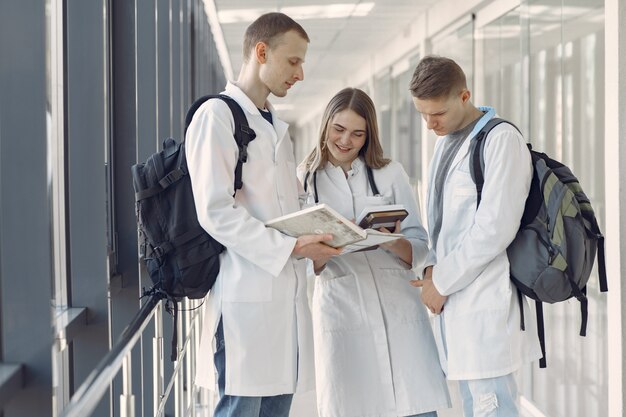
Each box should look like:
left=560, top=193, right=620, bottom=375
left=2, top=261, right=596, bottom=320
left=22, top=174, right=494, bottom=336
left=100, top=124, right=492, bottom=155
left=299, top=158, right=450, bottom=417
left=187, top=83, right=314, bottom=396
left=426, top=108, right=542, bottom=380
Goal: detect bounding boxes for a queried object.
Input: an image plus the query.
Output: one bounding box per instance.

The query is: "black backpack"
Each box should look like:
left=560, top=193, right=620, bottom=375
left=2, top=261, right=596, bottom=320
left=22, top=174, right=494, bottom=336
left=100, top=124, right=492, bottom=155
left=469, top=118, right=607, bottom=367
left=131, top=94, right=256, bottom=359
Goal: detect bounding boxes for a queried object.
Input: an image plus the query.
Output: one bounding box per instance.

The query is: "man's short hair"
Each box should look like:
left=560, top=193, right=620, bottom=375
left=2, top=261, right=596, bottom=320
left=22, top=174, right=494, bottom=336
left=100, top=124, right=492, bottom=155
left=243, top=12, right=310, bottom=62
left=409, top=55, right=467, bottom=99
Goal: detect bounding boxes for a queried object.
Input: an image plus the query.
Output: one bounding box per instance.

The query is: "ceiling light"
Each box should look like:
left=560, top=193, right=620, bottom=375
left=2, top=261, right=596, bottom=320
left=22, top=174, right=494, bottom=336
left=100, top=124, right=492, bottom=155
left=218, top=3, right=375, bottom=24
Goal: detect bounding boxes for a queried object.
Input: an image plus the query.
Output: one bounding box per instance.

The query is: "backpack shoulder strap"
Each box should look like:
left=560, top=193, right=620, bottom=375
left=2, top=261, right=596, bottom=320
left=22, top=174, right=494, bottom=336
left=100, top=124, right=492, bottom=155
left=184, top=94, right=257, bottom=192
left=469, top=117, right=519, bottom=208
left=215, top=95, right=257, bottom=191
left=184, top=94, right=220, bottom=134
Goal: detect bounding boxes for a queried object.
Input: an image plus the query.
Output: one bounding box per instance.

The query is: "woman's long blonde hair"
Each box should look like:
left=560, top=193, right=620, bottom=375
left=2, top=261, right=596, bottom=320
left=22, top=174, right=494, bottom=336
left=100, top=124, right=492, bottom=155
left=300, top=87, right=390, bottom=187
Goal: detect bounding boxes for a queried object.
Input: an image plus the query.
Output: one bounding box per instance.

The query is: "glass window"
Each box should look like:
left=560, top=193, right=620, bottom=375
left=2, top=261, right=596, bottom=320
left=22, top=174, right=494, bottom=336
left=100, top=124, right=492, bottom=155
left=426, top=19, right=475, bottom=173
left=391, top=58, right=421, bottom=183
left=431, top=19, right=475, bottom=92
left=478, top=8, right=524, bottom=126
left=374, top=71, right=392, bottom=157
left=525, top=2, right=607, bottom=417
left=474, top=2, right=607, bottom=416
left=46, top=0, right=68, bottom=310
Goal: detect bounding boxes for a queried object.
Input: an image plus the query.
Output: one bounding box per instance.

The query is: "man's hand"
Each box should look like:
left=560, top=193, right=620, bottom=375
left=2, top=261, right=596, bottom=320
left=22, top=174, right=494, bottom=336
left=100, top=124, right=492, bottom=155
left=292, top=234, right=342, bottom=262
left=410, top=266, right=447, bottom=314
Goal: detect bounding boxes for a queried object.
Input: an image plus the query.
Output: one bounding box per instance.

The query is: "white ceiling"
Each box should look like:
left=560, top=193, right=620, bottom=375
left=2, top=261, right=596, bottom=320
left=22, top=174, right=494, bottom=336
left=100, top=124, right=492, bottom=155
left=212, top=0, right=439, bottom=125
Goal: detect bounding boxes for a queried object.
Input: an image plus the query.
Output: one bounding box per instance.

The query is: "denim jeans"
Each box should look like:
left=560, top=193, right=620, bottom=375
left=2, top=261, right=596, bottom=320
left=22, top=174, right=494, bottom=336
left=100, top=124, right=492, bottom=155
left=458, top=374, right=518, bottom=417
left=213, top=318, right=293, bottom=417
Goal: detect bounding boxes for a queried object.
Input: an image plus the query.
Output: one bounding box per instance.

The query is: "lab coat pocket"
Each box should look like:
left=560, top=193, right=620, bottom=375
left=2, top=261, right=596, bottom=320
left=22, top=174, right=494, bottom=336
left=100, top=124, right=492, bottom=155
left=449, top=186, right=477, bottom=213
left=379, top=269, right=427, bottom=324
left=456, top=157, right=471, bottom=173
left=313, top=273, right=366, bottom=331
left=222, top=262, right=272, bottom=302
left=361, top=195, right=393, bottom=207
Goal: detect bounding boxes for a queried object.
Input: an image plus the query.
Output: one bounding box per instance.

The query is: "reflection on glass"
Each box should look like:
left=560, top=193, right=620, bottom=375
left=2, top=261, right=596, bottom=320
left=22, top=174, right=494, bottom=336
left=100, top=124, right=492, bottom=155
left=475, top=2, right=606, bottom=416
left=427, top=20, right=474, bottom=177
left=374, top=71, right=392, bottom=156
left=525, top=1, right=607, bottom=416
left=391, top=63, right=421, bottom=182
left=432, top=21, right=475, bottom=92
left=46, top=0, right=68, bottom=310
left=479, top=9, right=524, bottom=125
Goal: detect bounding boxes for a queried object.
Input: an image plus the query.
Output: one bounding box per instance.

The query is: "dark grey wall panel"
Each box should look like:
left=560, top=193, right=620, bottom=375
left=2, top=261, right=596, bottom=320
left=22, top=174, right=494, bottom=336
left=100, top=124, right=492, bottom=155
left=110, top=1, right=143, bottom=416
left=65, top=1, right=110, bottom=415
left=0, top=0, right=53, bottom=416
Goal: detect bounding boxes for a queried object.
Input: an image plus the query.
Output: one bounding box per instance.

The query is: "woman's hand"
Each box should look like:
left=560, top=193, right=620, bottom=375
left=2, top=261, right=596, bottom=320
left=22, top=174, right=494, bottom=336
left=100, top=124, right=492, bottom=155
left=378, top=220, right=412, bottom=265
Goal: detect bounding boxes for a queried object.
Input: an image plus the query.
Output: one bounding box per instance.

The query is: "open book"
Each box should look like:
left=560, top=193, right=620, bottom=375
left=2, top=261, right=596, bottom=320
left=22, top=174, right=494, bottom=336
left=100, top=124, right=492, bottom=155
left=265, top=203, right=403, bottom=253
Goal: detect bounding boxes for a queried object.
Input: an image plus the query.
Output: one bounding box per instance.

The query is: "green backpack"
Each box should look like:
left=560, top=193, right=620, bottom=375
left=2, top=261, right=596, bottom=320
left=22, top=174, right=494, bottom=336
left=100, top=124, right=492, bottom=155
left=469, top=118, right=608, bottom=368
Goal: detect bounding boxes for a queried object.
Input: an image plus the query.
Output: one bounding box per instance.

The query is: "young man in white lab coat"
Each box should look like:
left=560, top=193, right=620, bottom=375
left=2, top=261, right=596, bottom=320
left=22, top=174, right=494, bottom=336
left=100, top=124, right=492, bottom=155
left=185, top=13, right=341, bottom=417
left=409, top=56, right=542, bottom=417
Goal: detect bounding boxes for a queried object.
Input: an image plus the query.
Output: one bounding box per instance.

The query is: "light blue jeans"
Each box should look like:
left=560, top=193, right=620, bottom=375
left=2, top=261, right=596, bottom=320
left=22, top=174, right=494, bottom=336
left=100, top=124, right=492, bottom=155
left=213, top=318, right=293, bottom=417
left=408, top=412, right=438, bottom=417
left=439, top=315, right=518, bottom=417
left=458, top=374, right=518, bottom=417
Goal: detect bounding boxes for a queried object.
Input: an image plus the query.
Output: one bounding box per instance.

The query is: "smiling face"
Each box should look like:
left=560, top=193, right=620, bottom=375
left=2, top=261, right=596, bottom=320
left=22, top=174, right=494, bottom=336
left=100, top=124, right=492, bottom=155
left=258, top=30, right=308, bottom=98
left=326, top=109, right=367, bottom=172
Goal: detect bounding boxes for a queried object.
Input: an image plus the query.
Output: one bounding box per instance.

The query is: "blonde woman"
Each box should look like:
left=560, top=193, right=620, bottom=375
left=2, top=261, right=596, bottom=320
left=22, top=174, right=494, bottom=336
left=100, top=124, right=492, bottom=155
left=298, top=88, right=450, bottom=417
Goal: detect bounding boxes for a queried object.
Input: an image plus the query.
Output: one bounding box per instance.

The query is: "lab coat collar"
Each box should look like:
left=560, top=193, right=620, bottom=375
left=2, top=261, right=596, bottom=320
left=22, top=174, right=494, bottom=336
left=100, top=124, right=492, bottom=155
left=324, top=156, right=364, bottom=177
left=426, top=106, right=497, bottom=222
left=445, top=106, right=496, bottom=176
left=224, top=81, right=260, bottom=115
left=347, top=156, right=365, bottom=176
left=467, top=106, right=496, bottom=139
left=269, top=104, right=289, bottom=146
left=224, top=82, right=289, bottom=145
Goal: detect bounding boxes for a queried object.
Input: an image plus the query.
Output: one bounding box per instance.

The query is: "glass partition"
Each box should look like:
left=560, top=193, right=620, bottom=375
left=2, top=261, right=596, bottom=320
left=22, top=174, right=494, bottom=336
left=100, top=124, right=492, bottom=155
left=526, top=2, right=607, bottom=415
left=374, top=71, right=392, bottom=156
left=426, top=19, right=475, bottom=177
left=473, top=2, right=607, bottom=415
left=391, top=57, right=421, bottom=183
left=477, top=7, right=525, bottom=128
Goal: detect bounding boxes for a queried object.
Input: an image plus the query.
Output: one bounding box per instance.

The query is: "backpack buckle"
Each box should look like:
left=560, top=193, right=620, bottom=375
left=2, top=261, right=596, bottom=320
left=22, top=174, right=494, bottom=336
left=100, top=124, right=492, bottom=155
left=239, top=146, right=248, bottom=163
left=240, top=125, right=256, bottom=140
left=159, top=169, right=186, bottom=189
left=152, top=241, right=173, bottom=260
left=152, top=246, right=165, bottom=260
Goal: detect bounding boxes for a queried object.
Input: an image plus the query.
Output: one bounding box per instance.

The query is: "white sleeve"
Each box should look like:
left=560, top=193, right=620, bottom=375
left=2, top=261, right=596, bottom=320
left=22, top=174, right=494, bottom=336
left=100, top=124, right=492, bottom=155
left=185, top=99, right=296, bottom=277
left=389, top=163, right=430, bottom=270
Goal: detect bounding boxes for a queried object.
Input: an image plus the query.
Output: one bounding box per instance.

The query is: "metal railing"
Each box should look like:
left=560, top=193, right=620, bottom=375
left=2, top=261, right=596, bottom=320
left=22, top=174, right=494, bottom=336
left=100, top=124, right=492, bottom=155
left=58, top=294, right=210, bottom=417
